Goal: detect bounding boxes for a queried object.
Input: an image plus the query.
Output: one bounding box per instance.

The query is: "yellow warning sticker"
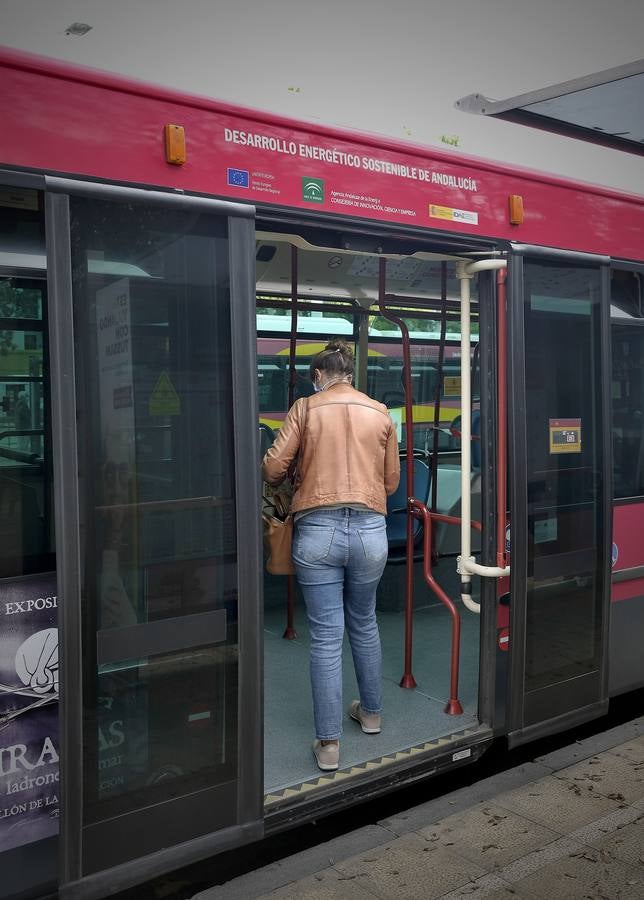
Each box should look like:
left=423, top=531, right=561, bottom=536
left=149, top=371, right=181, bottom=416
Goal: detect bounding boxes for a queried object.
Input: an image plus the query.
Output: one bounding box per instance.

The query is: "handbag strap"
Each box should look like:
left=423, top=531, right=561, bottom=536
left=288, top=397, right=309, bottom=484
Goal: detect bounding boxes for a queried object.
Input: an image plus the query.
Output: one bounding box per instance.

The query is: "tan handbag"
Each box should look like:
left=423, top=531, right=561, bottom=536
left=262, top=491, right=295, bottom=575
left=261, top=399, right=308, bottom=575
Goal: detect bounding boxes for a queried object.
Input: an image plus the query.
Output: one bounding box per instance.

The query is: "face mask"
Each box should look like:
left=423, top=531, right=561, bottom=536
left=312, top=381, right=322, bottom=393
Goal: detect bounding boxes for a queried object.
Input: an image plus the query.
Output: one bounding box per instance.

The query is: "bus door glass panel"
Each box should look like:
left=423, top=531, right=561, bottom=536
left=609, top=269, right=644, bottom=694
left=0, top=280, right=53, bottom=575
left=611, top=322, right=644, bottom=498
left=69, top=197, right=244, bottom=869
left=0, top=191, right=57, bottom=898
left=521, top=262, right=607, bottom=727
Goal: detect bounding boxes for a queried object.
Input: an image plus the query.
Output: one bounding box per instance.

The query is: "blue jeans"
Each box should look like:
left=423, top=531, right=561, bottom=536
left=293, top=508, right=388, bottom=740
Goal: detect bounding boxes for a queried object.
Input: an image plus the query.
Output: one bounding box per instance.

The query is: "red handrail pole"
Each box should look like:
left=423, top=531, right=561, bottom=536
left=432, top=512, right=482, bottom=532
left=284, top=245, right=298, bottom=640
left=411, top=500, right=463, bottom=715
left=379, top=258, right=416, bottom=688
left=496, top=269, right=508, bottom=569
left=288, top=245, right=298, bottom=409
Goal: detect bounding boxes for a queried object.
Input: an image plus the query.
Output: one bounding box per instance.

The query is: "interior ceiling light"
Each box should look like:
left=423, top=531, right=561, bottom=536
left=65, top=22, right=93, bottom=36
left=455, top=58, right=644, bottom=156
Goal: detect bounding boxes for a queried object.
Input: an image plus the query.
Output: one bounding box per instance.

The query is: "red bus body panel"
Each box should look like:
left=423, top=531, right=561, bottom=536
left=1, top=46, right=644, bottom=261
left=612, top=503, right=644, bottom=602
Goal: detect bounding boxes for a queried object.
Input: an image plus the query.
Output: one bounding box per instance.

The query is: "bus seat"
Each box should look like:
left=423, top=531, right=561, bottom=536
left=450, top=411, right=481, bottom=471
left=259, top=423, right=275, bottom=460
left=386, top=457, right=431, bottom=562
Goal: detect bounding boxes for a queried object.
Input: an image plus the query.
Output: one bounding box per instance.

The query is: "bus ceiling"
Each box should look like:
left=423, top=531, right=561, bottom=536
left=255, top=231, right=500, bottom=304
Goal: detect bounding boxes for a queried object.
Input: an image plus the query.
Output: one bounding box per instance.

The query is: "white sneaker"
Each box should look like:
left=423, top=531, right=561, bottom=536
left=312, top=739, right=339, bottom=771
left=349, top=700, right=381, bottom=734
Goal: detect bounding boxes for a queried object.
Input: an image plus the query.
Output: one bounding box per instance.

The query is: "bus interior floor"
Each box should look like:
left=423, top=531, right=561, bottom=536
left=263, top=602, right=481, bottom=794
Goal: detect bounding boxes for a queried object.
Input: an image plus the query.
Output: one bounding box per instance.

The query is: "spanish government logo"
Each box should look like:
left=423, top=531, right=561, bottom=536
left=302, top=177, right=324, bottom=203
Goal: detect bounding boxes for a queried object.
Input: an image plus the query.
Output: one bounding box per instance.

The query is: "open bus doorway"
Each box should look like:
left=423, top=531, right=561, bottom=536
left=256, top=225, right=498, bottom=807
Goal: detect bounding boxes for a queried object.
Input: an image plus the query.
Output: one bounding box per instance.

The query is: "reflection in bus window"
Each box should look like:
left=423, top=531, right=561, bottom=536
left=70, top=196, right=240, bottom=824
left=0, top=278, right=54, bottom=577
left=0, top=208, right=57, bottom=885
left=612, top=324, right=644, bottom=499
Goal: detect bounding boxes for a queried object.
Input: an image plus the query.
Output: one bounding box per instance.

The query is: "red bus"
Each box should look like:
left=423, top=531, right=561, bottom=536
left=1, top=45, right=643, bottom=900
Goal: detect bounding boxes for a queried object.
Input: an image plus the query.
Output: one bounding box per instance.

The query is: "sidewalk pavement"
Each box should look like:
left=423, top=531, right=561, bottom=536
left=193, top=716, right=644, bottom=899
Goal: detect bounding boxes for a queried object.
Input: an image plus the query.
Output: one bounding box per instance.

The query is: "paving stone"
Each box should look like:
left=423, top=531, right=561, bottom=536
left=608, top=735, right=644, bottom=766
left=417, top=801, right=561, bottom=872
left=333, top=832, right=486, bottom=900
left=581, top=816, right=644, bottom=868
left=535, top=718, right=644, bottom=772
left=436, top=872, right=535, bottom=899
left=192, top=827, right=390, bottom=899
left=571, top=804, right=643, bottom=847
left=191, top=727, right=644, bottom=900
left=256, top=867, right=377, bottom=899
left=492, top=773, right=624, bottom=834
left=506, top=842, right=644, bottom=900
left=379, top=764, right=551, bottom=837
left=553, top=750, right=644, bottom=805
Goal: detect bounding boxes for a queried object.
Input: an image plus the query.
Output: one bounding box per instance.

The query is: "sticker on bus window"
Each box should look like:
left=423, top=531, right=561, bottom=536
left=534, top=516, right=557, bottom=544
left=0, top=188, right=39, bottom=210
left=443, top=376, right=461, bottom=397
left=149, top=371, right=181, bottom=417
left=549, top=418, right=581, bottom=454
left=389, top=407, right=403, bottom=442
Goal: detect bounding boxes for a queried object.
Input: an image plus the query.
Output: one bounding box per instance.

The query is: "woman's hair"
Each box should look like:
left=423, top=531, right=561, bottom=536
left=309, top=338, right=354, bottom=380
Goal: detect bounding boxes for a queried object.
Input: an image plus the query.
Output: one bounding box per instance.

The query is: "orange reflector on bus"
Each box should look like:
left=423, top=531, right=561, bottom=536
left=508, top=194, right=524, bottom=225
left=164, top=124, right=186, bottom=165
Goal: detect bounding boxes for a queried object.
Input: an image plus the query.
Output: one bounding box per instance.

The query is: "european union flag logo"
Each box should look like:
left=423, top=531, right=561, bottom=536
left=227, top=168, right=249, bottom=188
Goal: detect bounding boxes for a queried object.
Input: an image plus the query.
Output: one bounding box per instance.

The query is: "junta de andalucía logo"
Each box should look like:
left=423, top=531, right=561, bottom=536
left=302, top=177, right=324, bottom=203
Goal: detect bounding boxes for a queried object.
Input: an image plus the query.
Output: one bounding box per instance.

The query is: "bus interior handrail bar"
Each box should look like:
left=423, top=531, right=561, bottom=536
left=379, top=257, right=417, bottom=689
left=456, top=259, right=510, bottom=615
left=95, top=495, right=230, bottom=513
left=0, top=429, right=44, bottom=439
left=410, top=499, right=463, bottom=715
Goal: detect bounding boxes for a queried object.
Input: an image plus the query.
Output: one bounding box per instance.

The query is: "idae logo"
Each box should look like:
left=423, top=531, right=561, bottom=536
left=302, top=177, right=324, bottom=203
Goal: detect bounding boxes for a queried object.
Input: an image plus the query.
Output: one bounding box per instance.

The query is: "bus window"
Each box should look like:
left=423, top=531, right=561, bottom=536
left=0, top=194, right=57, bottom=898
left=367, top=334, right=468, bottom=453
left=612, top=327, right=644, bottom=499
left=0, top=278, right=54, bottom=576
left=611, top=270, right=644, bottom=500
left=256, top=309, right=355, bottom=426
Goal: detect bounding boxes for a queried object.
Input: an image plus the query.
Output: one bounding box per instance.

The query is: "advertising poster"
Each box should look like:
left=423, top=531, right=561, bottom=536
left=0, top=573, right=59, bottom=852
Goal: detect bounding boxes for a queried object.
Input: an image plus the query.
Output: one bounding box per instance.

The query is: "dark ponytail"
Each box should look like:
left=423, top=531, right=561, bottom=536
left=310, top=338, right=354, bottom=380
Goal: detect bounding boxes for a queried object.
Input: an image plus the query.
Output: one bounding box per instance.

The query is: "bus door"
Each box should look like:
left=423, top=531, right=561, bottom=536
left=45, top=180, right=262, bottom=897
left=0, top=177, right=58, bottom=900
left=506, top=247, right=612, bottom=747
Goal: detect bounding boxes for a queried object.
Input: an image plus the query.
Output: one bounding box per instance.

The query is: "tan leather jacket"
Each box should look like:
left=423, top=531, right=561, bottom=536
left=262, top=384, right=400, bottom=515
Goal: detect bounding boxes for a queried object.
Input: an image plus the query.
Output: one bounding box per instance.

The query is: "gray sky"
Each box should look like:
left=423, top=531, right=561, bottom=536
left=1, top=0, right=643, bottom=191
